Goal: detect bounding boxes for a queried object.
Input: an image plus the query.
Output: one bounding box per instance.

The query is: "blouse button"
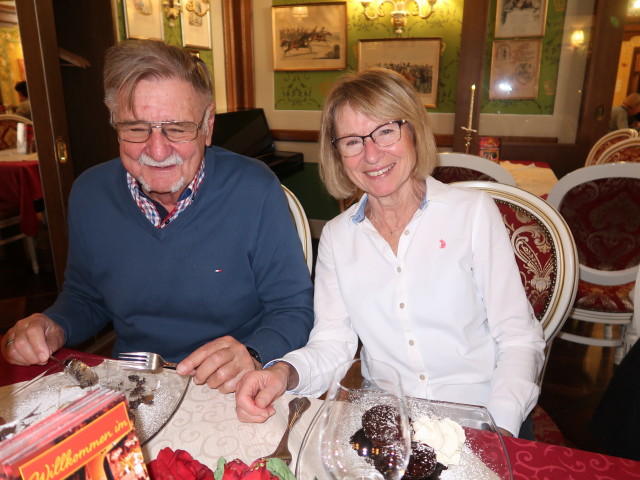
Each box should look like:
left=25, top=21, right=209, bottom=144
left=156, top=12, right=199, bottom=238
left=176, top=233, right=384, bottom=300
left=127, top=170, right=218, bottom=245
left=397, top=266, right=402, bottom=273
left=399, top=303, right=405, bottom=309
left=409, top=339, right=415, bottom=346
left=419, top=374, right=426, bottom=381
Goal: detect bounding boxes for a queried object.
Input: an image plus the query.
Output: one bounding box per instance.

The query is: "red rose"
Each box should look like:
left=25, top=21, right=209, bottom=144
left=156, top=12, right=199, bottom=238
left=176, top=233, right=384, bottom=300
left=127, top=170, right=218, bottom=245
left=222, top=458, right=279, bottom=480
left=148, top=447, right=214, bottom=480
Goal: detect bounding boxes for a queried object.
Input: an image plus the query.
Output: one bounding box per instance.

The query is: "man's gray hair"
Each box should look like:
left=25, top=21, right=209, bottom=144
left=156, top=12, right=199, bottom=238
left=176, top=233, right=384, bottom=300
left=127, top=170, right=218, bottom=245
left=104, top=40, right=213, bottom=117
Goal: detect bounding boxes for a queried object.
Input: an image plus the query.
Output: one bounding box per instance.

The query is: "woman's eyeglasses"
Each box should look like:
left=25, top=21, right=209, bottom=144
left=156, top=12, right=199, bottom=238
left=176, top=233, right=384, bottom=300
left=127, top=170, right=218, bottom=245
left=332, top=119, right=407, bottom=157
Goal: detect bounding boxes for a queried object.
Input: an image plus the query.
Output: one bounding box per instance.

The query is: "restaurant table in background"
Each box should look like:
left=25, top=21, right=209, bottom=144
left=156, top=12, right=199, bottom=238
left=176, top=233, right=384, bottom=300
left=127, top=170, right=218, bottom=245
left=500, top=160, right=558, bottom=199
left=0, top=150, right=42, bottom=237
left=2, top=342, right=640, bottom=480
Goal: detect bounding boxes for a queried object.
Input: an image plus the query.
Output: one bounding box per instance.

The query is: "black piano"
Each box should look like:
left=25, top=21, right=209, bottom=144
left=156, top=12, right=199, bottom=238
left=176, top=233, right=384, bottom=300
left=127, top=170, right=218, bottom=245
left=210, top=108, right=304, bottom=179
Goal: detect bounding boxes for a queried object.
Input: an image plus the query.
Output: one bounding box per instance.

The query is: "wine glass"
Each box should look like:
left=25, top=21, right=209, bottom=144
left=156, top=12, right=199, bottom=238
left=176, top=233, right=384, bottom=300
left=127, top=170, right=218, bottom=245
left=318, top=358, right=411, bottom=480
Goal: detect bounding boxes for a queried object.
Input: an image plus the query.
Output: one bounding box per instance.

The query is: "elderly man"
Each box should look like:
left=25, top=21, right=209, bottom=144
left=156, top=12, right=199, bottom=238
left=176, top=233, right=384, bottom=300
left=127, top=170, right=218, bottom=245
left=1, top=40, right=314, bottom=393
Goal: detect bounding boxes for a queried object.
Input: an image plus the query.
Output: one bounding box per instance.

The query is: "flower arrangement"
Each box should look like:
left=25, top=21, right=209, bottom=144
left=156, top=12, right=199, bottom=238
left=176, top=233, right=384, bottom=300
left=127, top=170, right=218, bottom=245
left=148, top=447, right=296, bottom=480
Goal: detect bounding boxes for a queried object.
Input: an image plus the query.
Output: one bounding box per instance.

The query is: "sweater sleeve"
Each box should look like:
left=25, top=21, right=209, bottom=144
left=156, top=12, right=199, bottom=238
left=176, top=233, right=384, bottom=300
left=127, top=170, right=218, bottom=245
left=44, top=178, right=113, bottom=346
left=242, top=179, right=314, bottom=364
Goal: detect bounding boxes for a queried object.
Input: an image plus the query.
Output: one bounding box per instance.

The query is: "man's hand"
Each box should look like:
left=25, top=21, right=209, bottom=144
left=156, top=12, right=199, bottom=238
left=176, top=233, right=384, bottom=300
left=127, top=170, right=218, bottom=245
left=235, top=362, right=295, bottom=423
left=2, top=314, right=65, bottom=366
left=176, top=336, right=260, bottom=393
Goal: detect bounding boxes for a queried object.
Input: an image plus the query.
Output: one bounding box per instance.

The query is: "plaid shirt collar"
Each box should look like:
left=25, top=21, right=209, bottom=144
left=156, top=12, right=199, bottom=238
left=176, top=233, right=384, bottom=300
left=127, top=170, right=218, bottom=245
left=126, top=160, right=205, bottom=228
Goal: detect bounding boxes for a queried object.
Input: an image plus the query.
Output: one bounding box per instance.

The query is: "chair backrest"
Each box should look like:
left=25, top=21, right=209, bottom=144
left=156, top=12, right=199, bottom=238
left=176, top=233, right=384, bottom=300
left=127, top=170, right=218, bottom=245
left=585, top=128, right=638, bottom=166
left=456, top=181, right=579, bottom=386
left=595, top=137, right=640, bottom=165
left=434, top=152, right=516, bottom=186
left=547, top=162, right=640, bottom=287
left=282, top=185, right=313, bottom=274
left=0, top=114, right=32, bottom=150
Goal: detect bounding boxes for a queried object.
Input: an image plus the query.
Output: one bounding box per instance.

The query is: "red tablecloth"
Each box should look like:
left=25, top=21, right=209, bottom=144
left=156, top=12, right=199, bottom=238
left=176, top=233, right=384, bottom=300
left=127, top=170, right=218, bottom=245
left=0, top=160, right=43, bottom=236
left=2, top=340, right=640, bottom=479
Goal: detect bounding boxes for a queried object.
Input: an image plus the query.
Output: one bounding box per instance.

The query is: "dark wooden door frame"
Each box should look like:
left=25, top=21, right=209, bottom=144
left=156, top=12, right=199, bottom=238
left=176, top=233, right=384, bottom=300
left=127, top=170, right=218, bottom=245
left=16, top=0, right=75, bottom=288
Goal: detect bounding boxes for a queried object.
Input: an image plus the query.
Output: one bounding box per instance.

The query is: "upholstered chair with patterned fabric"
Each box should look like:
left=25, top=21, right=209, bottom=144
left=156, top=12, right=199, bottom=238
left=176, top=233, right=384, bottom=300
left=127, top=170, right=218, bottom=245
left=456, top=181, right=579, bottom=387
left=0, top=114, right=32, bottom=150
left=595, top=137, right=640, bottom=165
left=547, top=162, right=640, bottom=363
left=585, top=128, right=638, bottom=166
left=282, top=185, right=313, bottom=275
left=434, top=152, right=516, bottom=185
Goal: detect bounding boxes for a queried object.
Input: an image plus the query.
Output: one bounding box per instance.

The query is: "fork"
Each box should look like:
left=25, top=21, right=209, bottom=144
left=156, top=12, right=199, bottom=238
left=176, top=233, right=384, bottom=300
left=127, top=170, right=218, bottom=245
left=117, top=351, right=178, bottom=371
left=263, top=397, right=311, bottom=465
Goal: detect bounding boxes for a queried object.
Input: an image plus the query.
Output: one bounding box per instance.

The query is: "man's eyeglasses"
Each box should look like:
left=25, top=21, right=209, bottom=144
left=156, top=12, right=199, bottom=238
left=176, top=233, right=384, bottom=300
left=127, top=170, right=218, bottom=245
left=332, top=119, right=407, bottom=157
left=113, top=109, right=208, bottom=143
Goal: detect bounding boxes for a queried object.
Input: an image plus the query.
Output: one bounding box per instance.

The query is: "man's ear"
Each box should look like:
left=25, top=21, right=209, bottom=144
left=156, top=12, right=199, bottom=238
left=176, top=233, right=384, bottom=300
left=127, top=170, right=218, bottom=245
left=205, top=102, right=215, bottom=147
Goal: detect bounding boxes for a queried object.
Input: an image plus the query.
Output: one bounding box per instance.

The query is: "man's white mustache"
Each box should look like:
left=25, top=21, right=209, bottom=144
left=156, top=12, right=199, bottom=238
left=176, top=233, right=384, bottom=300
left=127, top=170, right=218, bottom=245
left=138, top=153, right=183, bottom=167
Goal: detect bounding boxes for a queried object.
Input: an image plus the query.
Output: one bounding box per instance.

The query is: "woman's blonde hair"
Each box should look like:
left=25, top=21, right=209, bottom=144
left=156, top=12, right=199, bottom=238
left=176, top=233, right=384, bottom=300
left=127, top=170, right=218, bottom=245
left=319, top=68, right=438, bottom=200
left=103, top=40, right=213, bottom=118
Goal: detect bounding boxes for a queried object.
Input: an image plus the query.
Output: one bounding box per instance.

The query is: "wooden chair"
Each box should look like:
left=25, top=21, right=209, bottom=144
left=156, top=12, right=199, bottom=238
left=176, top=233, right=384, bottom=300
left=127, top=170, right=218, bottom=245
left=0, top=214, right=38, bottom=274
left=282, top=185, right=313, bottom=274
left=0, top=114, right=32, bottom=150
left=547, top=162, right=640, bottom=364
left=456, top=181, right=579, bottom=386
left=585, top=128, right=638, bottom=166
left=434, top=152, right=516, bottom=185
left=595, top=137, right=640, bottom=165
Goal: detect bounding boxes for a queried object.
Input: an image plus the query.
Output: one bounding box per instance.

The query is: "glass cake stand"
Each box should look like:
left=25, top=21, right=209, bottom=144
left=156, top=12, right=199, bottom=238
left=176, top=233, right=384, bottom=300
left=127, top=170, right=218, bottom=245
left=295, top=397, right=513, bottom=480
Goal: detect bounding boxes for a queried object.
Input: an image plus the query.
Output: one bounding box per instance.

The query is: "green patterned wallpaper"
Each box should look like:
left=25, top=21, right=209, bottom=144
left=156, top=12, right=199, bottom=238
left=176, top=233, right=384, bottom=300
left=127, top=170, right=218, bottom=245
left=272, top=0, right=566, bottom=115
left=273, top=0, right=463, bottom=112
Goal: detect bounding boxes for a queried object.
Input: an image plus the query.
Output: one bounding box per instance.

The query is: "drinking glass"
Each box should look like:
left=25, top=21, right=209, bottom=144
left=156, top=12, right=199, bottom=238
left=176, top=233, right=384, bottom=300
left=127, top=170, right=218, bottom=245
left=318, top=358, right=411, bottom=480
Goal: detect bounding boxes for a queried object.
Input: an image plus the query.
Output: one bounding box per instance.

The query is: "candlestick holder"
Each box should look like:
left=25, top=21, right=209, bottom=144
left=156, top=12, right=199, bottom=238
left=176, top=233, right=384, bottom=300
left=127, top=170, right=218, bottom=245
left=461, top=126, right=477, bottom=154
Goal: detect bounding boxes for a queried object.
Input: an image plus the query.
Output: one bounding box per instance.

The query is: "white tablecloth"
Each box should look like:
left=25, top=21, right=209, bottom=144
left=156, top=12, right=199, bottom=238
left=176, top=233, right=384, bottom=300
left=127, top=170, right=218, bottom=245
left=0, top=148, right=38, bottom=162
left=500, top=161, right=558, bottom=198
left=143, top=383, right=323, bottom=471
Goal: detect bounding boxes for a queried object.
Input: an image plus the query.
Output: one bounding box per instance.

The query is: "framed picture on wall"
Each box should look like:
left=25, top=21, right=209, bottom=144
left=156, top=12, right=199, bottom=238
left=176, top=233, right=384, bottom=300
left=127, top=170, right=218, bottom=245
left=358, top=38, right=441, bottom=108
left=181, top=0, right=212, bottom=49
left=489, top=38, right=542, bottom=100
left=123, top=0, right=164, bottom=40
left=272, top=2, right=347, bottom=71
left=495, top=0, right=547, bottom=38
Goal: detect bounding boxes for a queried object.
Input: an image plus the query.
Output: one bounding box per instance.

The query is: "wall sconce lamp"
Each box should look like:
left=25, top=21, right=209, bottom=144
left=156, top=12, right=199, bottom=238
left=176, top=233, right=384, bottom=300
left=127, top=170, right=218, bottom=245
left=162, top=0, right=182, bottom=27
left=292, top=6, right=309, bottom=18
left=361, top=0, right=439, bottom=34
left=570, top=29, right=585, bottom=49
left=185, top=0, right=210, bottom=17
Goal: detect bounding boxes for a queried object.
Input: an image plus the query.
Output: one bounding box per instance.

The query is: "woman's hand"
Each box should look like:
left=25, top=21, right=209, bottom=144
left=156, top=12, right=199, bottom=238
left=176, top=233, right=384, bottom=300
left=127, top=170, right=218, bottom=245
left=235, top=362, right=297, bottom=423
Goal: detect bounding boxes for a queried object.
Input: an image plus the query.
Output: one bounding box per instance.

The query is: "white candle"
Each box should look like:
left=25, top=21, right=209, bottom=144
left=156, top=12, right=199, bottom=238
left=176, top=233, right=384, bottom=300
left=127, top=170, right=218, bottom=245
left=468, top=84, right=476, bottom=129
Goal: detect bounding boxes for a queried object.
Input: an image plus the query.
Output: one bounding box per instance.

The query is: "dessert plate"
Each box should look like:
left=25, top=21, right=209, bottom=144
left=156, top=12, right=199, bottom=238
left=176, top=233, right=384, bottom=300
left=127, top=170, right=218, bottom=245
left=295, top=397, right=513, bottom=480
left=0, top=354, right=189, bottom=444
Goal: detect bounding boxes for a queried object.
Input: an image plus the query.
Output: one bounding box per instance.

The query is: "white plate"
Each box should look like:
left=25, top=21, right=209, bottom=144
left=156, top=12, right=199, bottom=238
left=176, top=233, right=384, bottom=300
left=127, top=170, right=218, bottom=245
left=295, top=397, right=513, bottom=480
left=0, top=354, right=189, bottom=444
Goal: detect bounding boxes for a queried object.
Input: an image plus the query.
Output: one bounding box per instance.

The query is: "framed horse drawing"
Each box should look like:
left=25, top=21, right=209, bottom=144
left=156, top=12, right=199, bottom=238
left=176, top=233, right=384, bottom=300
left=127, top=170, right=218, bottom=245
left=272, top=2, right=347, bottom=71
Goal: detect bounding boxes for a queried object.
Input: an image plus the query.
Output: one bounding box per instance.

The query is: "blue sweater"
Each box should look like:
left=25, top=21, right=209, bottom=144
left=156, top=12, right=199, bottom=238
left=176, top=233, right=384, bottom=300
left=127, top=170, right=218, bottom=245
left=45, top=147, right=314, bottom=363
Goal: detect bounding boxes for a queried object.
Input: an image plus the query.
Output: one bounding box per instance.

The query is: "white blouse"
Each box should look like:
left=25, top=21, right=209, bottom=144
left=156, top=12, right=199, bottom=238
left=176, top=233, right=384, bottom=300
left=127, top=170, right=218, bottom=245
left=283, top=177, right=545, bottom=436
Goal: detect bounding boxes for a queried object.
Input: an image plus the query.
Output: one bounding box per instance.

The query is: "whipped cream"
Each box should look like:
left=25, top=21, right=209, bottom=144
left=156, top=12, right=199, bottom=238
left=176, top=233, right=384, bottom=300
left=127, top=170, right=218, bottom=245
left=412, top=416, right=466, bottom=466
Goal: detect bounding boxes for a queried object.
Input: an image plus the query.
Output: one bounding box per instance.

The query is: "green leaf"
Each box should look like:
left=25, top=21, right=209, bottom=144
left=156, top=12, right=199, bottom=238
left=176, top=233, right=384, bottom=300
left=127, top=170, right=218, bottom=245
left=214, top=457, right=227, bottom=480
left=265, top=458, right=297, bottom=480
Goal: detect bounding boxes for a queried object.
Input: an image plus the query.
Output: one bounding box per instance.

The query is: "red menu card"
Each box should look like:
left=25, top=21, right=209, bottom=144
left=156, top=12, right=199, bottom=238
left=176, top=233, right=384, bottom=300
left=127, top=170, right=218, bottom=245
left=0, top=387, right=149, bottom=480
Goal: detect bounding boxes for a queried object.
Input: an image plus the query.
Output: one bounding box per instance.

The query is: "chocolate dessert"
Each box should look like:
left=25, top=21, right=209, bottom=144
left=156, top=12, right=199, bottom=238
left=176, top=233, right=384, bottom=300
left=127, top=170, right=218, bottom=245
left=350, top=405, right=448, bottom=480
left=64, top=359, right=99, bottom=388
